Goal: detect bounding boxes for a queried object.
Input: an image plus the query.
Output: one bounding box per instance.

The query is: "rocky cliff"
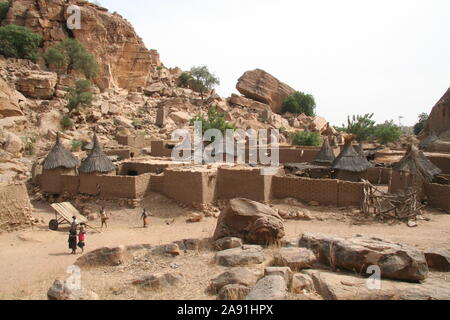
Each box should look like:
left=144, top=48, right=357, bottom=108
left=4, top=0, right=157, bottom=91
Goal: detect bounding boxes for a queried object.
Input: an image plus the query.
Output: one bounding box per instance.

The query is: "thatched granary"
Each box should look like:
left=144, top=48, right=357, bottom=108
left=313, top=137, right=335, bottom=166
left=41, top=133, right=79, bottom=194
left=390, top=144, right=442, bottom=195
left=79, top=134, right=116, bottom=174
left=332, top=137, right=374, bottom=182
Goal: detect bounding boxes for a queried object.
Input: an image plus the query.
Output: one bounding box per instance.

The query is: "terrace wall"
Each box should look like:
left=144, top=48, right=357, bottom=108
left=424, top=183, right=450, bottom=212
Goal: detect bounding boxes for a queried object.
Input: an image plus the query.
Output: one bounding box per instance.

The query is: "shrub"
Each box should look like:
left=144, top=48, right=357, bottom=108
left=341, top=113, right=376, bottom=142
left=43, top=38, right=98, bottom=79
left=189, top=65, right=220, bottom=101
left=67, top=80, right=93, bottom=111
left=0, top=25, right=42, bottom=62
left=71, top=140, right=82, bottom=152
left=179, top=72, right=192, bottom=88
left=0, top=1, right=10, bottom=21
left=413, top=113, right=429, bottom=136
left=191, top=105, right=236, bottom=135
left=61, top=115, right=73, bottom=130
left=281, top=91, right=316, bottom=116
left=292, top=131, right=322, bottom=147
left=374, top=121, right=402, bottom=145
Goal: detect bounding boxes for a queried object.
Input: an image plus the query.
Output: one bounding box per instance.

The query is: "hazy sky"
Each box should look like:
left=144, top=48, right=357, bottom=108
left=98, top=0, right=450, bottom=126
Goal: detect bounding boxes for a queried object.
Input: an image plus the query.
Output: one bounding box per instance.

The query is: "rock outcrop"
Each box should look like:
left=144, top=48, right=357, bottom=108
left=6, top=0, right=157, bottom=90
left=0, top=77, right=23, bottom=117
left=236, top=69, right=295, bottom=114
left=15, top=71, right=57, bottom=99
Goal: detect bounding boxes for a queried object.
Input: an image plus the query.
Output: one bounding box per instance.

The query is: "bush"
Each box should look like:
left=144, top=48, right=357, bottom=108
left=179, top=72, right=192, bottom=88
left=0, top=25, right=42, bottom=62
left=71, top=140, right=82, bottom=152
left=374, top=121, right=402, bottom=145
left=189, top=66, right=220, bottom=101
left=191, top=105, right=236, bottom=135
left=413, top=113, right=429, bottom=136
left=292, top=131, right=322, bottom=147
left=67, top=79, right=93, bottom=111
left=61, top=115, right=73, bottom=130
left=0, top=1, right=10, bottom=21
left=281, top=91, right=316, bottom=116
left=341, top=113, right=376, bottom=142
left=44, top=38, right=98, bottom=79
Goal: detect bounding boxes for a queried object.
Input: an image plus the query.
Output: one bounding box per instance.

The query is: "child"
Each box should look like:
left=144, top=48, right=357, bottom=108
left=100, top=207, right=109, bottom=229
left=78, top=224, right=86, bottom=254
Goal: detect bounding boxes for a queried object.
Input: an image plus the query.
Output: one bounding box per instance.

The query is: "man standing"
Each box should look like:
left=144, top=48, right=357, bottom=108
left=71, top=216, right=78, bottom=230
left=100, top=207, right=109, bottom=229
left=141, top=209, right=150, bottom=228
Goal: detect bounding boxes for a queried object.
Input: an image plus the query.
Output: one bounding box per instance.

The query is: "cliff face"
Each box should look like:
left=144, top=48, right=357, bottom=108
left=424, top=87, right=450, bottom=138
left=5, top=0, right=157, bottom=90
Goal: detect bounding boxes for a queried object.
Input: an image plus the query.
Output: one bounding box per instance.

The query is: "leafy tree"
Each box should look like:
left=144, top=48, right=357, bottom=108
left=178, top=72, right=192, bottom=88
left=67, top=80, right=94, bottom=111
left=43, top=38, right=99, bottom=79
left=374, top=120, right=402, bottom=144
left=191, top=105, right=236, bottom=135
left=342, top=114, right=376, bottom=142
left=0, top=25, right=42, bottom=62
left=189, top=65, right=220, bottom=101
left=0, top=1, right=10, bottom=21
left=292, top=131, right=322, bottom=147
left=413, top=112, right=429, bottom=135
left=281, top=91, right=316, bottom=116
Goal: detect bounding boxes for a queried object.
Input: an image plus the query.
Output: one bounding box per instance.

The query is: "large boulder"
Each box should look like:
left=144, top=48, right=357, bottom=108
left=425, top=249, right=450, bottom=271
left=132, top=272, right=184, bottom=290
left=300, top=233, right=429, bottom=282
left=229, top=94, right=271, bottom=113
left=209, top=267, right=259, bottom=293
left=75, top=246, right=129, bottom=267
left=215, top=245, right=266, bottom=267
left=15, top=71, right=57, bottom=99
left=0, top=78, right=24, bottom=117
left=245, top=275, right=287, bottom=300
left=213, top=198, right=285, bottom=246
left=273, top=248, right=317, bottom=271
left=236, top=69, right=295, bottom=114
left=47, top=280, right=98, bottom=300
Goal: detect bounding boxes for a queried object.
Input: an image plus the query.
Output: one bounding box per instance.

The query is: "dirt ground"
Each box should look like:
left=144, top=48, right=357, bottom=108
left=1, top=192, right=449, bottom=300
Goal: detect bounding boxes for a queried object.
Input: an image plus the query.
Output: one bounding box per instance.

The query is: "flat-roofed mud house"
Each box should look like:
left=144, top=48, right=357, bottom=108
left=41, top=133, right=80, bottom=194
left=332, top=137, right=373, bottom=182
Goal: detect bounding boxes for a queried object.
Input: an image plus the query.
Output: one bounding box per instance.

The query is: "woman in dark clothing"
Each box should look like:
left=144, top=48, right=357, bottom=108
left=68, top=228, right=77, bottom=255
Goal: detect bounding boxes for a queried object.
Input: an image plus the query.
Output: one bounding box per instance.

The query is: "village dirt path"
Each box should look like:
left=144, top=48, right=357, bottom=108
left=1, top=197, right=450, bottom=299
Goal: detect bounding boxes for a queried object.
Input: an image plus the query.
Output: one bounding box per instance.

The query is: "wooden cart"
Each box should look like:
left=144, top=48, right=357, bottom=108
left=49, top=202, right=101, bottom=233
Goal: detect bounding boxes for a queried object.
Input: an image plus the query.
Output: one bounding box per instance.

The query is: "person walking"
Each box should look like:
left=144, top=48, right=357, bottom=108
left=68, top=228, right=77, bottom=255
left=141, top=209, right=150, bottom=228
left=71, top=216, right=78, bottom=230
left=78, top=224, right=86, bottom=254
left=100, top=207, right=109, bottom=229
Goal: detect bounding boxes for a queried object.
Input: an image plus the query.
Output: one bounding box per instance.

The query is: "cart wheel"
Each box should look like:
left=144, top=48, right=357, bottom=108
left=49, top=219, right=59, bottom=231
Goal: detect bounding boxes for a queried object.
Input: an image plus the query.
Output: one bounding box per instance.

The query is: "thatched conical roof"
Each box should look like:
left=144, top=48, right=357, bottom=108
left=43, top=133, right=79, bottom=170
left=393, top=144, right=441, bottom=181
left=332, top=137, right=373, bottom=172
left=314, top=137, right=335, bottom=164
left=79, top=134, right=115, bottom=174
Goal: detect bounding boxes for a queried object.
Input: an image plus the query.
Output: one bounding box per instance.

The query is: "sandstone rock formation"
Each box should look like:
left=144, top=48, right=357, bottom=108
left=0, top=77, right=23, bottom=117
left=236, top=69, right=295, bottom=114
left=209, top=267, right=259, bottom=293
left=245, top=275, right=287, bottom=300
left=6, top=0, right=157, bottom=90
left=213, top=198, right=285, bottom=245
left=75, top=245, right=130, bottom=267
left=215, top=245, right=266, bottom=267
left=15, top=71, right=57, bottom=99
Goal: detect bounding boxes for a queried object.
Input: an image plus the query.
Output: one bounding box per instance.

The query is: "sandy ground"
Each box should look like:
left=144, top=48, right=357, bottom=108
left=1, top=193, right=449, bottom=300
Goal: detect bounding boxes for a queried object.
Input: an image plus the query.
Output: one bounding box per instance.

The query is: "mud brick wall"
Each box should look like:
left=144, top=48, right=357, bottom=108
left=61, top=175, right=80, bottom=196
left=272, top=176, right=339, bottom=205
left=337, top=181, right=365, bottom=207
left=151, top=141, right=176, bottom=157
left=149, top=174, right=165, bottom=193
left=217, top=167, right=274, bottom=202
left=116, top=135, right=147, bottom=148
left=0, top=183, right=32, bottom=232
left=427, top=155, right=450, bottom=174
left=367, top=167, right=392, bottom=185
left=79, top=173, right=105, bottom=195
left=278, top=148, right=320, bottom=164
left=99, top=174, right=150, bottom=199
left=425, top=183, right=450, bottom=212
left=389, top=171, right=414, bottom=194
left=106, top=149, right=132, bottom=160
left=163, top=169, right=217, bottom=204
left=40, top=168, right=76, bottom=194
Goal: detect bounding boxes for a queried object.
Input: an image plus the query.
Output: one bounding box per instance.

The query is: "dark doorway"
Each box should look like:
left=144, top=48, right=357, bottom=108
left=127, top=170, right=139, bottom=176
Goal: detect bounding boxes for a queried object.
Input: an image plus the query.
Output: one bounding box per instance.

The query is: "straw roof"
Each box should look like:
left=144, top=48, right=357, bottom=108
left=393, top=144, right=441, bottom=181
left=314, top=137, right=335, bottom=164
left=79, top=134, right=115, bottom=174
left=332, top=137, right=373, bottom=172
left=43, top=133, right=79, bottom=170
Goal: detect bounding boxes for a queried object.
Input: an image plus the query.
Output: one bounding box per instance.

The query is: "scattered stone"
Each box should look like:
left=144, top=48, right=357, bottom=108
left=186, top=213, right=203, bottom=223
left=150, top=243, right=181, bottom=257
left=218, top=284, right=252, bottom=300
left=300, top=233, right=429, bottom=282
left=47, top=280, right=98, bottom=300
left=209, top=267, right=259, bottom=293
left=407, top=220, right=418, bottom=228
left=291, top=273, right=314, bottom=293
left=425, top=249, right=450, bottom=271
left=215, top=237, right=243, bottom=251
left=273, top=248, right=317, bottom=271
left=215, top=245, right=265, bottom=267
left=133, top=272, right=184, bottom=290
left=264, top=267, right=292, bottom=285
left=245, top=275, right=287, bottom=300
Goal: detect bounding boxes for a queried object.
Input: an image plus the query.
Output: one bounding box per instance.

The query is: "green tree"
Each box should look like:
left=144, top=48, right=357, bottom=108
left=189, top=65, right=220, bottom=101
left=292, top=131, right=322, bottom=147
left=413, top=112, right=429, bottom=136
left=374, top=120, right=402, bottom=144
left=281, top=91, right=316, bottom=116
left=191, top=105, right=236, bottom=135
left=342, top=114, right=376, bottom=142
left=43, top=38, right=99, bottom=79
left=0, top=1, right=10, bottom=21
left=67, top=80, right=94, bottom=111
left=0, top=25, right=42, bottom=62
left=178, top=72, right=192, bottom=88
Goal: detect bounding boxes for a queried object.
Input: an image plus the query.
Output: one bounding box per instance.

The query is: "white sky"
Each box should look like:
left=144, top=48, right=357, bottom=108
left=98, top=0, right=450, bottom=127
